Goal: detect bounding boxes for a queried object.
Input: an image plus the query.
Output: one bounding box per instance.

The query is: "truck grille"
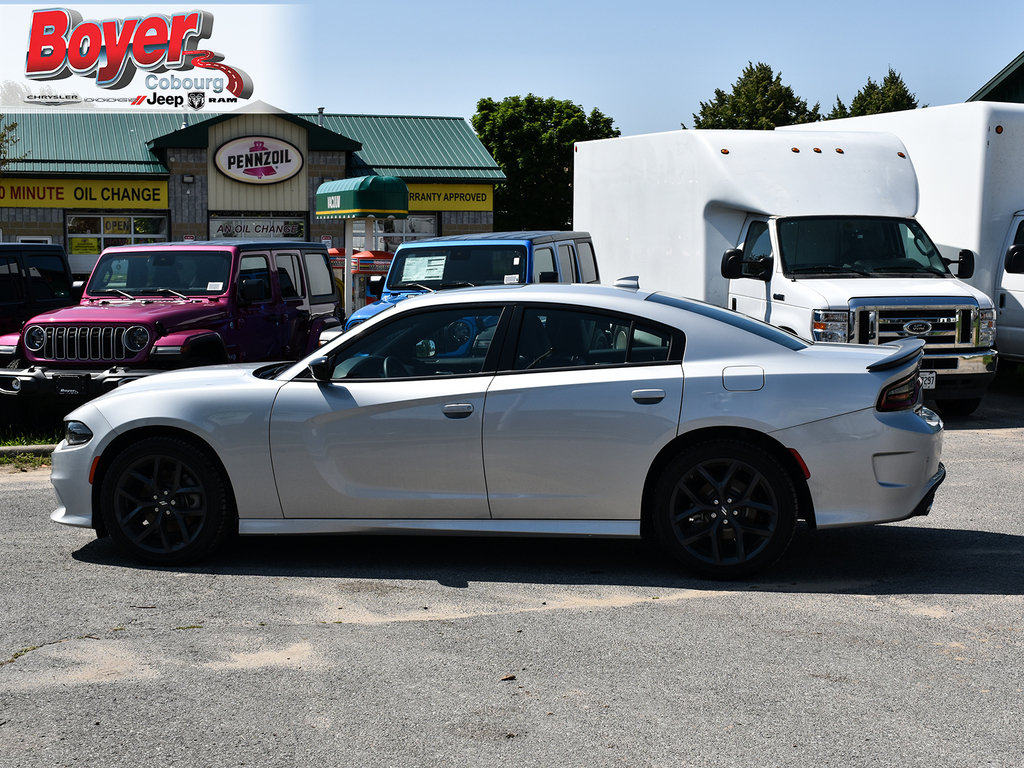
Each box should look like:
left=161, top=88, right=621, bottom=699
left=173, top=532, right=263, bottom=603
left=31, top=326, right=131, bottom=362
left=851, top=299, right=981, bottom=350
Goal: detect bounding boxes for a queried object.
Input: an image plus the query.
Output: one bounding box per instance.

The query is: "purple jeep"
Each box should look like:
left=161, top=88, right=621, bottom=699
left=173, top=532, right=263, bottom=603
left=0, top=240, right=340, bottom=398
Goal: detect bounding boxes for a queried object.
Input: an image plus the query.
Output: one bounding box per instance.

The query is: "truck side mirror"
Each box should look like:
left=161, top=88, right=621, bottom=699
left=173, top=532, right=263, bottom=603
left=1005, top=244, right=1024, bottom=274
left=721, top=249, right=744, bottom=279
left=957, top=249, right=975, bottom=279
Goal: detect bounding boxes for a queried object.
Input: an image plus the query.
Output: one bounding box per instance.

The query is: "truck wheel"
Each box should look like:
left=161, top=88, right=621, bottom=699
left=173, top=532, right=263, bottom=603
left=652, top=440, right=797, bottom=579
left=934, top=398, right=981, bottom=418
left=100, top=436, right=234, bottom=565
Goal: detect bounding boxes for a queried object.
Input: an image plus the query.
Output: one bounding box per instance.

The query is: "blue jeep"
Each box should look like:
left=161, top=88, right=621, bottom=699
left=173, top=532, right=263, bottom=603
left=344, top=231, right=598, bottom=329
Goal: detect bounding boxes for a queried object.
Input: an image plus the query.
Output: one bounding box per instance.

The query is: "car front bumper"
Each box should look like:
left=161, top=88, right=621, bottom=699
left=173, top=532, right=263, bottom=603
left=0, top=365, right=164, bottom=397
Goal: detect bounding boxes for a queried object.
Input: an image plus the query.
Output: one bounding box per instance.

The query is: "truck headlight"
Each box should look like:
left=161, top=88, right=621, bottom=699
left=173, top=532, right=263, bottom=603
left=124, top=325, right=151, bottom=352
left=979, top=308, right=996, bottom=347
left=24, top=325, right=46, bottom=352
left=811, top=310, right=850, bottom=342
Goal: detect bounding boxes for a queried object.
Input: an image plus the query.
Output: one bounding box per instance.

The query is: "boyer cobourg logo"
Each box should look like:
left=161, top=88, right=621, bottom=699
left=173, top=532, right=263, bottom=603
left=23, top=7, right=253, bottom=106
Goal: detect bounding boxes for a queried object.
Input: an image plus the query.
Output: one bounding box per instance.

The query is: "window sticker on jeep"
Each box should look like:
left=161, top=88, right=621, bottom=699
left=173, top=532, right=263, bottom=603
left=207, top=282, right=224, bottom=291
left=504, top=274, right=520, bottom=284
left=402, top=255, right=446, bottom=282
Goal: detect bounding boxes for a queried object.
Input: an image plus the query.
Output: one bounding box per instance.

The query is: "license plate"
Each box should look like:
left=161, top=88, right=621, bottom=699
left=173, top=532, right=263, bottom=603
left=54, top=374, right=88, bottom=396
left=920, top=370, right=936, bottom=390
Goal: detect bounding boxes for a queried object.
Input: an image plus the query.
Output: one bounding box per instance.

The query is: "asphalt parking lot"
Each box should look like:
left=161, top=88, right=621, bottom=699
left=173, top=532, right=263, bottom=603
left=1, top=371, right=1022, bottom=768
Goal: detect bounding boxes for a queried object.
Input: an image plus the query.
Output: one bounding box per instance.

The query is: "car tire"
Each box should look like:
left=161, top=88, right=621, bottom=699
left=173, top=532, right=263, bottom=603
left=100, top=436, right=234, bottom=565
left=653, top=440, right=798, bottom=579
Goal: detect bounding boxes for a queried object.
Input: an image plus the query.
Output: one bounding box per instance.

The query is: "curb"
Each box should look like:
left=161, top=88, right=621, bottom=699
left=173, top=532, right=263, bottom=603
left=0, top=444, right=56, bottom=457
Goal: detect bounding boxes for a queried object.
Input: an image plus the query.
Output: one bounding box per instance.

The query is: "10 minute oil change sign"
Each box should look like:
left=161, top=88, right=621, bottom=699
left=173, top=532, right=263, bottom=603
left=0, top=179, right=168, bottom=209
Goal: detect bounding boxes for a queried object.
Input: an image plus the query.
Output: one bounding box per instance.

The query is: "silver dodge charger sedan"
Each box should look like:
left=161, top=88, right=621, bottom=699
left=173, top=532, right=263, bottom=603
left=50, top=283, right=944, bottom=578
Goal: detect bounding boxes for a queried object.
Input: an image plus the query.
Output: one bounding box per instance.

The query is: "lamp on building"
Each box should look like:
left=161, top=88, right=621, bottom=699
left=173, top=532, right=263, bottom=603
left=182, top=175, right=195, bottom=184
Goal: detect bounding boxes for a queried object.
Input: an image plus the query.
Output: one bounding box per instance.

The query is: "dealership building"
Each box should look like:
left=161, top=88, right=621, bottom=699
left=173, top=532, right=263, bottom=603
left=0, top=102, right=504, bottom=269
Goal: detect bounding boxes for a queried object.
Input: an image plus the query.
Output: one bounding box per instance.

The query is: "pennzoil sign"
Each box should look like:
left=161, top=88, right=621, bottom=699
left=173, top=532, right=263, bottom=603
left=214, top=136, right=303, bottom=185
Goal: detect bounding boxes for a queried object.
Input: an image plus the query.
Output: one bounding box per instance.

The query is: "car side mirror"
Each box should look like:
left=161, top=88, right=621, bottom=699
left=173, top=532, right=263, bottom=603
left=722, top=249, right=771, bottom=281
left=238, top=277, right=266, bottom=304
left=957, top=249, right=975, bottom=279
left=721, top=249, right=744, bottom=279
left=307, top=356, right=331, bottom=381
left=1005, top=244, right=1024, bottom=274
left=538, top=271, right=559, bottom=283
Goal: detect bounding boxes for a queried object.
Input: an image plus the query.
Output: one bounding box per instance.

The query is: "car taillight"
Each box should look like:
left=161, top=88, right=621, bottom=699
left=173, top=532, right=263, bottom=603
left=877, top=371, right=922, bottom=412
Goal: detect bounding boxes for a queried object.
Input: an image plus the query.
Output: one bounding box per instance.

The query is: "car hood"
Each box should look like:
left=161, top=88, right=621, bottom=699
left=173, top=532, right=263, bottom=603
left=790, top=276, right=993, bottom=309
left=26, top=298, right=229, bottom=326
left=97, top=363, right=277, bottom=399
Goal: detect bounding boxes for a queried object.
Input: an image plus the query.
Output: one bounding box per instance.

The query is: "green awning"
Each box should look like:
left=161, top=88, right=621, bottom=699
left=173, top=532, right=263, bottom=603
left=315, top=175, right=408, bottom=219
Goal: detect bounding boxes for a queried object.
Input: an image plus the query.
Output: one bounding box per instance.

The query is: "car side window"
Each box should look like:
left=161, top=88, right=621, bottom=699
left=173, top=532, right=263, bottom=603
left=576, top=241, right=599, bottom=284
left=25, top=253, right=72, bottom=300
left=303, top=250, right=336, bottom=300
left=330, top=307, right=503, bottom=380
left=742, top=221, right=773, bottom=278
left=513, top=307, right=681, bottom=370
left=0, top=256, right=23, bottom=303
left=239, top=255, right=271, bottom=302
left=557, top=244, right=579, bottom=283
left=275, top=252, right=304, bottom=299
left=533, top=246, right=557, bottom=283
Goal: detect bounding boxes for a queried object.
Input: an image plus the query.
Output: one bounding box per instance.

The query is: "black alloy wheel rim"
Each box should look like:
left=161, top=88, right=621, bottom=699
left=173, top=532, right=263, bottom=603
left=112, top=455, right=208, bottom=554
left=668, top=457, right=780, bottom=566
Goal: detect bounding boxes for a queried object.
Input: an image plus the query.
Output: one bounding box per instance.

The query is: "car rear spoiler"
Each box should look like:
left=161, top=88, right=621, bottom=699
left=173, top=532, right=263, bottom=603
left=866, top=338, right=925, bottom=372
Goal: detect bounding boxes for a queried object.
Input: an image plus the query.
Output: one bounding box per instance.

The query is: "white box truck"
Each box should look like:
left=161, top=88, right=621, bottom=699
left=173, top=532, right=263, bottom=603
left=573, top=129, right=997, bottom=415
left=785, top=102, right=1024, bottom=368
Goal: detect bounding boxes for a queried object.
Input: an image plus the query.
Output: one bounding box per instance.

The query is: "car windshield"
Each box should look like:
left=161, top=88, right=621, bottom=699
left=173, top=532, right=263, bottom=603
left=777, top=216, right=950, bottom=277
left=85, top=250, right=232, bottom=297
left=386, top=244, right=528, bottom=291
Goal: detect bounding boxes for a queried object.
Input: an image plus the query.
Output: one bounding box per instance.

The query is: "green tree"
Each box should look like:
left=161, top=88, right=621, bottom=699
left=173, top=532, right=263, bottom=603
left=0, top=114, right=22, bottom=174
left=827, top=68, right=919, bottom=119
left=472, top=94, right=619, bottom=230
left=689, top=62, right=820, bottom=130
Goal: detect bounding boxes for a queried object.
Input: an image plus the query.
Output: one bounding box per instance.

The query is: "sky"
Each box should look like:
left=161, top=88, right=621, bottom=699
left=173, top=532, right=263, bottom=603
left=3, top=0, right=1024, bottom=136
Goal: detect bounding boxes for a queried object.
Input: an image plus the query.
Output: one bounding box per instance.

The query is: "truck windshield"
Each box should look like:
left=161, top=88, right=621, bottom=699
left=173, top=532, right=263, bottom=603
left=85, top=250, right=232, bottom=297
left=386, top=245, right=528, bottom=291
left=777, top=217, right=950, bottom=278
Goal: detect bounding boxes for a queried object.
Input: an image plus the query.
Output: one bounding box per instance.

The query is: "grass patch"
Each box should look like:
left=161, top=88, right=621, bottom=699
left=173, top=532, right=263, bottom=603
left=0, top=453, right=52, bottom=470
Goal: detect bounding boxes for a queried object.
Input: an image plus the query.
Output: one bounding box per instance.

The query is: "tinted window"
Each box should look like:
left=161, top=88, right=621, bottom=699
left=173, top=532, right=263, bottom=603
left=533, top=246, right=556, bottom=282
left=557, top=244, right=579, bottom=283
left=513, top=307, right=680, bottom=370
left=330, top=307, right=503, bottom=379
left=387, top=245, right=527, bottom=290
left=25, top=253, right=72, bottom=300
left=576, top=241, right=599, bottom=283
left=303, top=250, right=335, bottom=298
left=240, top=255, right=271, bottom=302
left=741, top=221, right=773, bottom=278
left=276, top=252, right=304, bottom=299
left=0, top=256, right=23, bottom=303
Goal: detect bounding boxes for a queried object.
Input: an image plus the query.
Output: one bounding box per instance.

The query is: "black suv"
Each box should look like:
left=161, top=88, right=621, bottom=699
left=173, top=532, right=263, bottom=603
left=0, top=243, right=75, bottom=340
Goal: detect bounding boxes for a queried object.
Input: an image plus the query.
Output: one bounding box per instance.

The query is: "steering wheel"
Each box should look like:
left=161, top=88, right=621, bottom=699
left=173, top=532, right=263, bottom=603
left=383, top=356, right=410, bottom=378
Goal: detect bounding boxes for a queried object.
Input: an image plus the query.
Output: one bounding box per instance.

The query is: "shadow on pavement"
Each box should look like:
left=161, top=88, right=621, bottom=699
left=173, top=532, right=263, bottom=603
left=71, top=521, right=1024, bottom=597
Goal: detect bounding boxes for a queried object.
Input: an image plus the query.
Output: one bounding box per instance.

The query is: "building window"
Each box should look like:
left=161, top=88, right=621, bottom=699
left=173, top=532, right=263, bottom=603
left=353, top=214, right=437, bottom=252
left=66, top=214, right=168, bottom=258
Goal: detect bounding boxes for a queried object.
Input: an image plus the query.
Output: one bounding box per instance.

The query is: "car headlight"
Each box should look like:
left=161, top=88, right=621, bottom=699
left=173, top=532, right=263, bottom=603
left=64, top=421, right=93, bottom=446
left=123, top=325, right=151, bottom=352
left=811, top=310, right=850, bottom=342
left=978, top=308, right=996, bottom=347
left=24, top=325, right=47, bottom=352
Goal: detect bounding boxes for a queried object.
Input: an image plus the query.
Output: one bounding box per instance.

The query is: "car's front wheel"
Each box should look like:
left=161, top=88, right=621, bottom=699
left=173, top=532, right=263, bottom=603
left=653, top=440, right=798, bottom=578
left=100, top=436, right=234, bottom=564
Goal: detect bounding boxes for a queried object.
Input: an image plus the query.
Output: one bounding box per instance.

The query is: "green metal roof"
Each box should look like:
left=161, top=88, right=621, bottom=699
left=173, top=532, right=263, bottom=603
left=300, top=114, right=504, bottom=182
left=969, top=50, right=1024, bottom=102
left=0, top=109, right=504, bottom=182
left=315, top=176, right=409, bottom=219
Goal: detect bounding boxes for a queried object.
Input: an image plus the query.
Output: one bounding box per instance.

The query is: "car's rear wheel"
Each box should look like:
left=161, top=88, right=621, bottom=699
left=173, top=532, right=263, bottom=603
left=653, top=440, right=797, bottom=578
left=100, top=436, right=234, bottom=564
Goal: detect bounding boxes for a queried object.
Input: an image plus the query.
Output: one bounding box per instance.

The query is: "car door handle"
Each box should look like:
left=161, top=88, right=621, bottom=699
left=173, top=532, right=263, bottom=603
left=442, top=403, right=475, bottom=418
left=632, top=389, right=666, bottom=404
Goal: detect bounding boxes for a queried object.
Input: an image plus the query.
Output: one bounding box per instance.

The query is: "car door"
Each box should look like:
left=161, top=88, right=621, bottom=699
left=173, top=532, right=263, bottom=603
left=482, top=305, right=683, bottom=520
left=273, top=250, right=309, bottom=356
left=269, top=304, right=507, bottom=519
left=235, top=252, right=289, bottom=361
left=728, top=219, right=773, bottom=323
